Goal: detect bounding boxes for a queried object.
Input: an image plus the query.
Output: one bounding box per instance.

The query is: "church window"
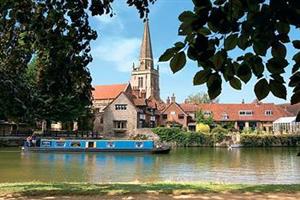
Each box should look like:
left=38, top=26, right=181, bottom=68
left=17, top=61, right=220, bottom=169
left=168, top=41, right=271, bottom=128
left=138, top=77, right=144, bottom=88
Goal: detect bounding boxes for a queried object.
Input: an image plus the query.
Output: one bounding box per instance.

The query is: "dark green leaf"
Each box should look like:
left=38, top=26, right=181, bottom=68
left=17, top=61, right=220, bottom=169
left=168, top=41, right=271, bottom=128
left=289, top=72, right=300, bottom=87
left=292, top=40, right=300, bottom=49
left=275, top=22, right=290, bottom=34
left=293, top=52, right=300, bottom=63
left=178, top=11, right=196, bottom=23
left=296, top=112, right=300, bottom=122
left=198, top=27, right=211, bottom=35
left=207, top=73, right=222, bottom=99
left=291, top=92, right=300, bottom=105
left=254, top=78, right=269, bottom=100
left=224, top=34, right=238, bottom=50
left=170, top=51, right=186, bottom=73
left=193, top=70, right=211, bottom=85
left=292, top=64, right=300, bottom=74
left=159, top=47, right=177, bottom=62
left=266, top=58, right=288, bottom=74
left=271, top=43, right=286, bottom=59
left=253, top=40, right=268, bottom=56
left=269, top=79, right=287, bottom=99
left=229, top=77, right=242, bottom=90
left=212, top=51, right=226, bottom=70
left=237, top=34, right=250, bottom=50
left=237, top=63, right=252, bottom=83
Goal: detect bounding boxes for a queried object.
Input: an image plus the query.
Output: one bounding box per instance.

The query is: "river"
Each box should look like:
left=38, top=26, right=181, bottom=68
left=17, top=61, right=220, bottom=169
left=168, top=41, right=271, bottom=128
left=0, top=147, right=299, bottom=184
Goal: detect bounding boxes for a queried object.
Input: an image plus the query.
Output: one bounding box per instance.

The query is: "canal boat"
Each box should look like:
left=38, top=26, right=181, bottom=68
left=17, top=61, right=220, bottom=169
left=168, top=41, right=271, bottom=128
left=22, top=139, right=170, bottom=154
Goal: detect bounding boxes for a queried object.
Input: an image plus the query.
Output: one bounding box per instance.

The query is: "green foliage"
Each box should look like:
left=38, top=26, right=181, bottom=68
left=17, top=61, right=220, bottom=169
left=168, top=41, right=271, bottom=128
left=195, top=110, right=214, bottom=126
left=159, top=0, right=300, bottom=120
left=211, top=125, right=228, bottom=143
left=186, top=92, right=218, bottom=104
left=152, top=127, right=214, bottom=147
left=240, top=134, right=300, bottom=147
left=0, top=0, right=155, bottom=125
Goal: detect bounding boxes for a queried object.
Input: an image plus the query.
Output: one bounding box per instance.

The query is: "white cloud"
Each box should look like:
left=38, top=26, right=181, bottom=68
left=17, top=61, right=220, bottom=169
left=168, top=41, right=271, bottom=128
left=92, top=37, right=141, bottom=72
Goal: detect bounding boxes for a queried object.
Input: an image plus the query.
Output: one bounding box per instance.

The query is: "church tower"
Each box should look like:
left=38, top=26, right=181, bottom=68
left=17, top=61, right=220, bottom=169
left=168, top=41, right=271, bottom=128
left=130, top=20, right=160, bottom=100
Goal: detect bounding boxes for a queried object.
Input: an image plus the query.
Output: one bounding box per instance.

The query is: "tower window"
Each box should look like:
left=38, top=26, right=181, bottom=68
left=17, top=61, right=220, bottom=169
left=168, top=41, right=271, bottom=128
left=138, top=77, right=144, bottom=88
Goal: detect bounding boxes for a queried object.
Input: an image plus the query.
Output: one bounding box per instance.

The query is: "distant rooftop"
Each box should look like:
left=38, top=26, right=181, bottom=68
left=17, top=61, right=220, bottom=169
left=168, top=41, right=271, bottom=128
left=93, top=84, right=128, bottom=100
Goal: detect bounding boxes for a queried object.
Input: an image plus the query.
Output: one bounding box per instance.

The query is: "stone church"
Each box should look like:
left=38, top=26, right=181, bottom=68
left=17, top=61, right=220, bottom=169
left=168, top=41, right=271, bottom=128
left=92, top=21, right=164, bottom=136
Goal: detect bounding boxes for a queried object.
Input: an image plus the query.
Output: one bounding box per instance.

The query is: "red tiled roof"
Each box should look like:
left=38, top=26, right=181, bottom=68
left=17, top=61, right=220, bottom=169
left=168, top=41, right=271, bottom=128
left=93, top=84, right=128, bottom=100
left=180, top=103, right=292, bottom=122
left=278, top=103, right=300, bottom=116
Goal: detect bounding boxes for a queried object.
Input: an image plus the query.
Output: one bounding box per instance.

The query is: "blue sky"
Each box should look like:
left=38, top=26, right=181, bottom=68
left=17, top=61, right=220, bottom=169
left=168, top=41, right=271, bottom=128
left=88, top=0, right=294, bottom=104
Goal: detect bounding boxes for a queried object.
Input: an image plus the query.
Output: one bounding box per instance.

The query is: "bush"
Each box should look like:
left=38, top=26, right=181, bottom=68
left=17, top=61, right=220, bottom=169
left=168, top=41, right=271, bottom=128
left=240, top=134, right=300, bottom=147
left=152, top=127, right=214, bottom=147
left=196, top=123, right=210, bottom=133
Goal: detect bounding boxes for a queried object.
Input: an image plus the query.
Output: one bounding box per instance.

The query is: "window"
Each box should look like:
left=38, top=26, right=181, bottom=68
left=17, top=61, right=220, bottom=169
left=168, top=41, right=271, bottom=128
left=239, top=110, right=253, bottom=116
left=265, top=110, right=273, bottom=116
left=140, top=114, right=146, bottom=120
left=222, top=113, right=229, bottom=120
left=113, top=120, right=127, bottom=129
left=56, top=141, right=65, bottom=147
left=115, top=104, right=127, bottom=110
left=203, top=110, right=211, bottom=116
left=170, top=111, right=176, bottom=115
left=162, top=114, right=168, bottom=119
left=135, top=142, right=144, bottom=148
left=71, top=142, right=81, bottom=147
left=178, top=114, right=185, bottom=119
left=138, top=77, right=144, bottom=88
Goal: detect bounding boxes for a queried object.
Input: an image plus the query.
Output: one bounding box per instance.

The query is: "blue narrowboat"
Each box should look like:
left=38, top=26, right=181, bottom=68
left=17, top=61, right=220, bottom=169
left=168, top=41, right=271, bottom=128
left=23, top=139, right=170, bottom=154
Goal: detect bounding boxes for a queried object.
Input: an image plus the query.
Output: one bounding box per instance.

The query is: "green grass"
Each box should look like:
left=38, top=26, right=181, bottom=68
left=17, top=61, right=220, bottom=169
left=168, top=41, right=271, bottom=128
left=0, top=182, right=300, bottom=197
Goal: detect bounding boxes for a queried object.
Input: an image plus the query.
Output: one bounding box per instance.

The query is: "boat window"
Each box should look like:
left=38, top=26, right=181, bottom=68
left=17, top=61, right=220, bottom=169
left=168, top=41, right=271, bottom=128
left=88, top=141, right=94, bottom=148
left=41, top=141, right=51, bottom=147
left=107, top=142, right=115, bottom=148
left=135, top=142, right=144, bottom=148
left=56, top=141, right=65, bottom=147
left=71, top=142, right=81, bottom=147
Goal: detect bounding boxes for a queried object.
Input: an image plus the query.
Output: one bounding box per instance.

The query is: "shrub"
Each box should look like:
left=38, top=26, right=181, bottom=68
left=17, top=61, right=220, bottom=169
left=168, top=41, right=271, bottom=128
left=196, top=123, right=210, bottom=133
left=240, top=134, right=300, bottom=147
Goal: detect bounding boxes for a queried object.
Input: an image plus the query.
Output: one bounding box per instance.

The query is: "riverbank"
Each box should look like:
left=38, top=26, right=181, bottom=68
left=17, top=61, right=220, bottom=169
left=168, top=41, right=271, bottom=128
left=153, top=127, right=300, bottom=147
left=1, top=182, right=300, bottom=199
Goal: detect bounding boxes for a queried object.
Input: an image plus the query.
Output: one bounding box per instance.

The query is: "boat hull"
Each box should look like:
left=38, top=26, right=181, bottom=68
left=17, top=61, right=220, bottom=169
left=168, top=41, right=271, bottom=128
left=22, top=147, right=170, bottom=154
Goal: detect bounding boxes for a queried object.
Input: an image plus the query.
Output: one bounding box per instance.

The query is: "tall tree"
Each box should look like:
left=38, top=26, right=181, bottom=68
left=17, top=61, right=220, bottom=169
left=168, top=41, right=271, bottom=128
left=186, top=92, right=219, bottom=104
left=159, top=0, right=300, bottom=120
left=0, top=0, right=155, bottom=124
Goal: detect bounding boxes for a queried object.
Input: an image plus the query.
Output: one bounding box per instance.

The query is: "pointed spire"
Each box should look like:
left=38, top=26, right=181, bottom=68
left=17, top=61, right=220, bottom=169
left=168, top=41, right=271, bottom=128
left=139, top=19, right=154, bottom=70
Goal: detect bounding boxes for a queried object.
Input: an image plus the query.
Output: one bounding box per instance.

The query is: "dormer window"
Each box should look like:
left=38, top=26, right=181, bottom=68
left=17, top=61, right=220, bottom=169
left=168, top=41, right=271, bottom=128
left=203, top=110, right=211, bottom=116
left=239, top=110, right=253, bottom=116
left=265, top=110, right=273, bottom=116
left=222, top=113, right=229, bottom=120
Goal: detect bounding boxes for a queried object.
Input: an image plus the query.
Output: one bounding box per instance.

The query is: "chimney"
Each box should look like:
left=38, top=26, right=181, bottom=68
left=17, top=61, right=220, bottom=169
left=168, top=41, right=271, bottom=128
left=166, top=96, right=170, bottom=104
left=171, top=93, right=176, bottom=103
left=242, top=99, right=245, bottom=104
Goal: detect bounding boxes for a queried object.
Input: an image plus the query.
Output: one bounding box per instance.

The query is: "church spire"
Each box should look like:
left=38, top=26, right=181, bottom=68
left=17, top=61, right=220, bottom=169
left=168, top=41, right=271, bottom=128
left=139, top=19, right=154, bottom=70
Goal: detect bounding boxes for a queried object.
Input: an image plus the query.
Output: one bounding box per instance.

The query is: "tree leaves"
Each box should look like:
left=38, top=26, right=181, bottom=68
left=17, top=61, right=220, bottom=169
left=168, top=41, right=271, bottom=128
left=170, top=51, right=186, bottom=73
left=292, top=40, right=300, bottom=49
left=224, top=34, right=238, bottom=50
left=159, top=48, right=177, bottom=62
left=254, top=78, right=269, bottom=100
left=269, top=79, right=287, bottom=99
left=271, top=43, right=286, bottom=59
left=229, top=77, right=242, bottom=90
left=237, top=63, right=252, bottom=83
left=193, top=70, right=211, bottom=85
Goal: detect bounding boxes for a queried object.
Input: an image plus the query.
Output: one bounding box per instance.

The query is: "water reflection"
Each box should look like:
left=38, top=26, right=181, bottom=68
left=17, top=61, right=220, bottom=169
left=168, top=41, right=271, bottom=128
left=0, top=147, right=299, bottom=184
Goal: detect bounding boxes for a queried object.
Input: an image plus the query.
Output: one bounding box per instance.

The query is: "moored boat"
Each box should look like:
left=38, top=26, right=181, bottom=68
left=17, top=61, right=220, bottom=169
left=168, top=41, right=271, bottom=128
left=22, top=139, right=170, bottom=154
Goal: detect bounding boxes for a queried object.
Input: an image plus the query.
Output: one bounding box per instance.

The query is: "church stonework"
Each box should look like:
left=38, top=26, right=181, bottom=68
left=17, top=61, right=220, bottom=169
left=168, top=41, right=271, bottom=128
left=130, top=20, right=160, bottom=100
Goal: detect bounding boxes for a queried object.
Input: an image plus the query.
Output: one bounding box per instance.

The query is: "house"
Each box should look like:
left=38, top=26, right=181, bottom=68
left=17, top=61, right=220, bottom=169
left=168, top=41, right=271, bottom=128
left=161, top=95, right=291, bottom=132
left=273, top=117, right=300, bottom=134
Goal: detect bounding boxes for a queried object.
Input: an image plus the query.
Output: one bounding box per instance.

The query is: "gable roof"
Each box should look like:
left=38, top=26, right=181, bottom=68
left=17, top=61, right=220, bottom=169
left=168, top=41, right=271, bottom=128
left=103, top=92, right=138, bottom=112
left=93, top=83, right=129, bottom=100
left=162, top=102, right=188, bottom=116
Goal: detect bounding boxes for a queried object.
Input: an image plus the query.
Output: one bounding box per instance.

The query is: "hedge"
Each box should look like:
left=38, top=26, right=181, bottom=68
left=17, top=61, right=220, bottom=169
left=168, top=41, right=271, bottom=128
left=152, top=127, right=300, bottom=147
left=240, top=134, right=300, bottom=147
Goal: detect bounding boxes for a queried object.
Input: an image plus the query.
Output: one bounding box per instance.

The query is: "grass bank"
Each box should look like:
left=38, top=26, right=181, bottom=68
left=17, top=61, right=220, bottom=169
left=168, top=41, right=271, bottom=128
left=1, top=182, right=300, bottom=197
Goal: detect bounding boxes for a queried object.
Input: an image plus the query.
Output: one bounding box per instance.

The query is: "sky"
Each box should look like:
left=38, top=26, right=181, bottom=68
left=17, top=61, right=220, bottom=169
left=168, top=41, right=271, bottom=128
left=88, top=0, right=295, bottom=104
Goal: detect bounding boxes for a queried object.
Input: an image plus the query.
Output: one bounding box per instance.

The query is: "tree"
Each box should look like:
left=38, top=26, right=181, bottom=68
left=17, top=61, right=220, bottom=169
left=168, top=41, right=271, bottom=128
left=186, top=92, right=219, bottom=104
left=0, top=0, right=155, bottom=125
left=159, top=0, right=300, bottom=121
left=195, top=110, right=214, bottom=126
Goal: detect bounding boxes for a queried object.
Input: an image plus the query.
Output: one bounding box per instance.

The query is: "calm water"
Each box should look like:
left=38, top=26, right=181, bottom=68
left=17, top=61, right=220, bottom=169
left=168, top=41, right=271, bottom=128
left=0, top=147, right=299, bottom=184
